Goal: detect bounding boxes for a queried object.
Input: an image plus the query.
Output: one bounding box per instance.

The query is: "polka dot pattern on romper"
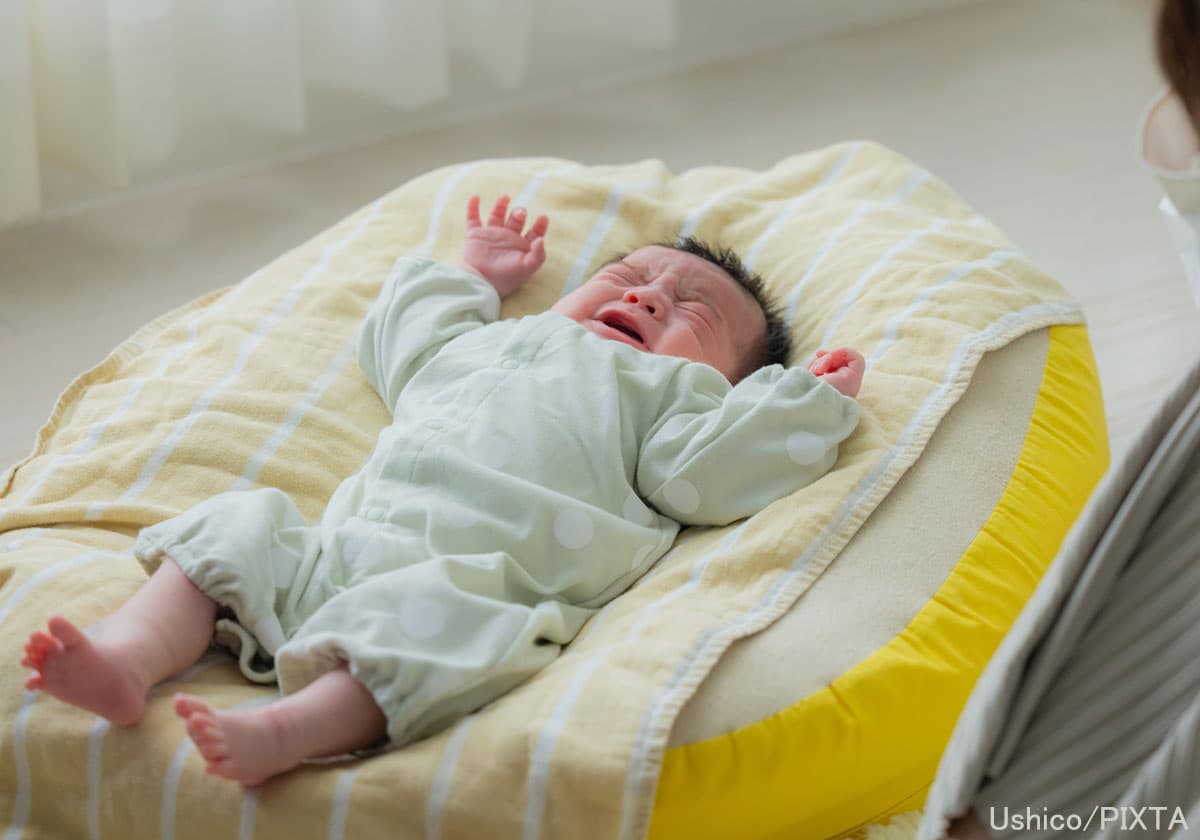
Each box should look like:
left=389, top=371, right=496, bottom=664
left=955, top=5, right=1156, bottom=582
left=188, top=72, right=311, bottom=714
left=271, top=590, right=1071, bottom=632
left=341, top=533, right=383, bottom=572
left=786, top=431, right=827, bottom=465
left=554, top=508, right=594, bottom=549
left=476, top=431, right=510, bottom=469
left=663, top=479, right=700, bottom=514
left=400, top=598, right=447, bottom=640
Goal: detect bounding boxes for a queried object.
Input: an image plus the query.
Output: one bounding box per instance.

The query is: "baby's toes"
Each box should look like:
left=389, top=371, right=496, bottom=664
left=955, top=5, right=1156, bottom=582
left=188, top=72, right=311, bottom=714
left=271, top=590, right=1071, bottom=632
left=26, top=633, right=60, bottom=666
left=47, top=615, right=87, bottom=648
left=20, top=641, right=38, bottom=668
left=184, top=710, right=215, bottom=739
left=195, top=731, right=230, bottom=763
left=204, top=757, right=237, bottom=779
left=183, top=712, right=220, bottom=747
left=173, top=693, right=209, bottom=719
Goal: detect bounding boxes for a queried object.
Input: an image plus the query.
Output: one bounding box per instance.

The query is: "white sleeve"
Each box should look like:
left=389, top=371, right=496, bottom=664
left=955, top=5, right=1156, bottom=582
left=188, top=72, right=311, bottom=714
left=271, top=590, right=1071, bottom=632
left=637, top=363, right=860, bottom=526
left=357, top=256, right=501, bottom=412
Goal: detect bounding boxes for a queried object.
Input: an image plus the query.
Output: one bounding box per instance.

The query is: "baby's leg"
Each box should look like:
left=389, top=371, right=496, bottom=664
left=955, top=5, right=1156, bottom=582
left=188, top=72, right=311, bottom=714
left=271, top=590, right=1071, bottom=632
left=21, top=557, right=217, bottom=725
left=174, top=663, right=387, bottom=785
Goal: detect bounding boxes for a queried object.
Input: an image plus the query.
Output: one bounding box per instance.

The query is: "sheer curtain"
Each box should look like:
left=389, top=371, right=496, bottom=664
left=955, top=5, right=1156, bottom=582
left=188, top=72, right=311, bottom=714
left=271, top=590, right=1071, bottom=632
left=0, top=0, right=676, bottom=227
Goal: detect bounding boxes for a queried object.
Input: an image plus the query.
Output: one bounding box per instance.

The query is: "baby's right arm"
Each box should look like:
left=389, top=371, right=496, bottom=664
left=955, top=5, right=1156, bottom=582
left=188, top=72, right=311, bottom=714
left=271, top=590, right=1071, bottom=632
left=460, top=195, right=549, bottom=299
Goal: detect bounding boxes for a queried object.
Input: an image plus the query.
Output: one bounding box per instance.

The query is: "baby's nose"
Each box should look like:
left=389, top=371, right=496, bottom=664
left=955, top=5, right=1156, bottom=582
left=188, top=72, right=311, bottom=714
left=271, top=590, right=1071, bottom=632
left=623, top=289, right=659, bottom=315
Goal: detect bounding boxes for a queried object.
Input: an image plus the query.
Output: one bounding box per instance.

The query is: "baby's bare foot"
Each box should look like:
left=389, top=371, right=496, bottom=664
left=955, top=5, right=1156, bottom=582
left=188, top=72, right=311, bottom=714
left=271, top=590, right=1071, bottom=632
left=21, top=615, right=146, bottom=725
left=174, top=694, right=300, bottom=786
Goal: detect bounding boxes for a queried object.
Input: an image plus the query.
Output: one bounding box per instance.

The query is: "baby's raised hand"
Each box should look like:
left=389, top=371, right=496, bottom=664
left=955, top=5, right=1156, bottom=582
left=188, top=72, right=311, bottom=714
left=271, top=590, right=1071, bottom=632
left=462, top=195, right=550, bottom=298
left=807, top=347, right=865, bottom=398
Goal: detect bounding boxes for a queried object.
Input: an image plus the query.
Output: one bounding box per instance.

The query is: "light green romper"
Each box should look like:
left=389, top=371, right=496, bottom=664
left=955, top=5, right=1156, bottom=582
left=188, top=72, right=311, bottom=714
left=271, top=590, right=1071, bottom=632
left=133, top=256, right=860, bottom=747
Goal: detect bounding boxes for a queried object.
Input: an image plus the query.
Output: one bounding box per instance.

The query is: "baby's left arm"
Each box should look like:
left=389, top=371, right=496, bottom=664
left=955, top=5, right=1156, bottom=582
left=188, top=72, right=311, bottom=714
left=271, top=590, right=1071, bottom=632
left=636, top=363, right=860, bottom=526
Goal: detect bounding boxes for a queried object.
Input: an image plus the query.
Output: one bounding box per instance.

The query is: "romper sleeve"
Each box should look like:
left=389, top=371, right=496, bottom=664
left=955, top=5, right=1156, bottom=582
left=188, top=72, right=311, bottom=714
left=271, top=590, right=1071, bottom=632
left=636, top=363, right=861, bottom=526
left=357, top=256, right=501, bottom=412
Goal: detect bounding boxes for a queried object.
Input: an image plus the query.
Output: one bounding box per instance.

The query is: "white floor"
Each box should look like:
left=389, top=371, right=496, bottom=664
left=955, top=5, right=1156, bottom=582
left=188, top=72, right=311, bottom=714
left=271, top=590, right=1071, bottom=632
left=2, top=0, right=1198, bottom=472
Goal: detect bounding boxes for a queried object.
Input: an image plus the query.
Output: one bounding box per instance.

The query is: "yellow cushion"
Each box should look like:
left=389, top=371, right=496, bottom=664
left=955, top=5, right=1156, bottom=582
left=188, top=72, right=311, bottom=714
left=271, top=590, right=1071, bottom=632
left=652, top=323, right=1107, bottom=839
left=0, top=144, right=1102, bottom=840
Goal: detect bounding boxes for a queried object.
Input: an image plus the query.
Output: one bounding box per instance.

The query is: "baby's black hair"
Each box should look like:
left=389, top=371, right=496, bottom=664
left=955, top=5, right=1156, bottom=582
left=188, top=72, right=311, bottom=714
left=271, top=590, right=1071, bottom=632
left=658, top=236, right=793, bottom=374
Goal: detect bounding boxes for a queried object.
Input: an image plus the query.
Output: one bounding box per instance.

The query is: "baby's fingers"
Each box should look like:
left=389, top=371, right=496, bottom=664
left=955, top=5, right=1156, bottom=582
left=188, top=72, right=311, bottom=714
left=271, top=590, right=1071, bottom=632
left=525, top=214, right=549, bottom=241
left=519, top=238, right=547, bottom=272
left=488, top=195, right=511, bottom=226
left=840, top=348, right=866, bottom=376
left=506, top=207, right=527, bottom=233
left=526, top=237, right=546, bottom=266
left=822, top=368, right=862, bottom=398
left=466, top=195, right=482, bottom=229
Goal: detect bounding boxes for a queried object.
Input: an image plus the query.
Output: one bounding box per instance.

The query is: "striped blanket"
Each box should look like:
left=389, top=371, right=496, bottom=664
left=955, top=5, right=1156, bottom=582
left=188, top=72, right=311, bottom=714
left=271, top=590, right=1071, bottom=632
left=0, top=143, right=1081, bottom=840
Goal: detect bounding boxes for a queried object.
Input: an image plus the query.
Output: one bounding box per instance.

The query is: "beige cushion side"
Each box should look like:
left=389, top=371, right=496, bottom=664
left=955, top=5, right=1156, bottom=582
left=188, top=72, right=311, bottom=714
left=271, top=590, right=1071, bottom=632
left=669, top=328, right=1049, bottom=746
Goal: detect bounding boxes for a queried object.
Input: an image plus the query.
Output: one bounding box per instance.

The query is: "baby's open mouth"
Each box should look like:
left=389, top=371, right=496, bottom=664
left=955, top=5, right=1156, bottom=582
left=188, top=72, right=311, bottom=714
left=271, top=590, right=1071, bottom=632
left=599, top=314, right=644, bottom=345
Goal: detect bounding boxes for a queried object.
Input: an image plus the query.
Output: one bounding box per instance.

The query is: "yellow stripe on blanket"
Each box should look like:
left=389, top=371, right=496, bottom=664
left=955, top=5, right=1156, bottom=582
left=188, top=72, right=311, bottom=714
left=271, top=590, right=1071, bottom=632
left=0, top=143, right=1084, bottom=840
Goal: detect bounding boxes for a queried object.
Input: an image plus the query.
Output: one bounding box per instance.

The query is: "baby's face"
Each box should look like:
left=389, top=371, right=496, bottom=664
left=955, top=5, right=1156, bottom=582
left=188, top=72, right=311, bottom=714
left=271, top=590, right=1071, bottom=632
left=550, top=245, right=767, bottom=382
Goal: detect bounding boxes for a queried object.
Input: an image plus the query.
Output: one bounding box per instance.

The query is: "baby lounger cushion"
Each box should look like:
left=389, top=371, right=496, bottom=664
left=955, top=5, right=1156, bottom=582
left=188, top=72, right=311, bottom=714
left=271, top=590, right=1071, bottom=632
left=0, top=142, right=1106, bottom=840
left=660, top=324, right=1107, bottom=839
